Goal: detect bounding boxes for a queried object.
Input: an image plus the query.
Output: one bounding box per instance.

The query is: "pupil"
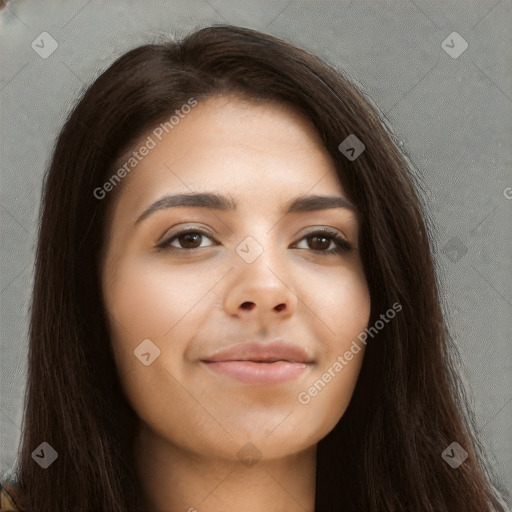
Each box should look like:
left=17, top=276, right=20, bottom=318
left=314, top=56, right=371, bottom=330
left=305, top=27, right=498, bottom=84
left=311, top=235, right=329, bottom=250
left=181, top=233, right=201, bottom=248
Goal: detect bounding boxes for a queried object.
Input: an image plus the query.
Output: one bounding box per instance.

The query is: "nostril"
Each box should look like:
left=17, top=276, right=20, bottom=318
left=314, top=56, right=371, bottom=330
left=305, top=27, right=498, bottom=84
left=240, top=302, right=286, bottom=311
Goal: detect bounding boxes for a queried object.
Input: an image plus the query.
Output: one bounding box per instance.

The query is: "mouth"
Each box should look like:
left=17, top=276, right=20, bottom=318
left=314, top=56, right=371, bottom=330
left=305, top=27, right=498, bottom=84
left=200, top=340, right=314, bottom=384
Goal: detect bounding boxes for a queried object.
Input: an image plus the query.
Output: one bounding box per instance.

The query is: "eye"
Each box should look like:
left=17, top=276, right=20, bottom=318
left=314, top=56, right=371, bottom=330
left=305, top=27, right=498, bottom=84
left=293, top=228, right=353, bottom=255
left=156, top=227, right=353, bottom=255
left=156, top=229, right=217, bottom=251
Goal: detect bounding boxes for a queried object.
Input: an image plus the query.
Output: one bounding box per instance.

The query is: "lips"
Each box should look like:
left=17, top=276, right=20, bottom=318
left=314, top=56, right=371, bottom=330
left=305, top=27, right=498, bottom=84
left=200, top=340, right=314, bottom=384
left=201, top=340, right=313, bottom=364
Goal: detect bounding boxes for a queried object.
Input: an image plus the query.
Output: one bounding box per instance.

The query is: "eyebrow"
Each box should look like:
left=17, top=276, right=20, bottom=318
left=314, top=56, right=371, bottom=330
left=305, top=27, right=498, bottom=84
left=135, top=192, right=357, bottom=225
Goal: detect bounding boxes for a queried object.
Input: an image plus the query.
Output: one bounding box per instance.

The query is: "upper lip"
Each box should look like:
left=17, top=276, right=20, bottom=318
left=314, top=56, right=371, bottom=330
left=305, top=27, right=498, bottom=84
left=201, top=340, right=314, bottom=364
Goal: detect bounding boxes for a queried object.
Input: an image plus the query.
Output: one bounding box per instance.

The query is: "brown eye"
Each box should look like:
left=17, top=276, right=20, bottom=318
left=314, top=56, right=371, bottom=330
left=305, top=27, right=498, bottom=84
left=157, top=229, right=217, bottom=251
left=177, top=232, right=203, bottom=249
left=307, top=234, right=331, bottom=251
left=294, top=229, right=353, bottom=255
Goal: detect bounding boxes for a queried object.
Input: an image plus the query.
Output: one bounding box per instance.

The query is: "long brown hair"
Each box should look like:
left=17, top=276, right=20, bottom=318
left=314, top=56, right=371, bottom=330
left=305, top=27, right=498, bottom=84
left=7, top=24, right=508, bottom=511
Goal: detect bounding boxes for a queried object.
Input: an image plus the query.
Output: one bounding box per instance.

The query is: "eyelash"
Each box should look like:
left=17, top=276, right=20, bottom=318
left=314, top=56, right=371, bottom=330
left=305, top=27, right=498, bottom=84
left=156, top=228, right=353, bottom=256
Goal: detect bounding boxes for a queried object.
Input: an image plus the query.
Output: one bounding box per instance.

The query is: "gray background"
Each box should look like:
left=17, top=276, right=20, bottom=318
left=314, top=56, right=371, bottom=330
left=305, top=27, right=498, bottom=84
left=1, top=0, right=511, bottom=503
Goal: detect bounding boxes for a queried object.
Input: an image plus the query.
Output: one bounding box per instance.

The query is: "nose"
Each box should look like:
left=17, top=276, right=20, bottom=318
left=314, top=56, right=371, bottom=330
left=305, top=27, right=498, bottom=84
left=224, top=245, right=298, bottom=321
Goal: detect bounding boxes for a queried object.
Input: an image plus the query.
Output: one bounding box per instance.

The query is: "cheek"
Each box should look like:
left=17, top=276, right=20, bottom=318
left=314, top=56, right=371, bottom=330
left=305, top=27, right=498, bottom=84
left=101, top=248, right=371, bottom=447
left=295, top=347, right=365, bottom=444
left=101, top=253, right=222, bottom=370
left=295, top=263, right=370, bottom=430
left=102, top=254, right=234, bottom=449
left=307, top=260, right=371, bottom=343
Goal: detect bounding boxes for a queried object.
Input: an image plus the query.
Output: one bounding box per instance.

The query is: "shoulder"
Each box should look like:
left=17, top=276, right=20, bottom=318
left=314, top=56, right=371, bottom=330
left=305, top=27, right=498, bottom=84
left=0, top=480, right=23, bottom=512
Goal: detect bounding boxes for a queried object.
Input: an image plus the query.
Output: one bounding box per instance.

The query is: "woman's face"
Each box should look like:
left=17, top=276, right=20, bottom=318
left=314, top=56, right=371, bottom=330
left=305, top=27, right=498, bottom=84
left=101, top=95, right=371, bottom=463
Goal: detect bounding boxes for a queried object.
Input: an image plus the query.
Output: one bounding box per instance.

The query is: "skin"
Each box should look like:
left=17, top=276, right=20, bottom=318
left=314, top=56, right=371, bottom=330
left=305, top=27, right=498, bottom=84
left=100, top=95, right=371, bottom=512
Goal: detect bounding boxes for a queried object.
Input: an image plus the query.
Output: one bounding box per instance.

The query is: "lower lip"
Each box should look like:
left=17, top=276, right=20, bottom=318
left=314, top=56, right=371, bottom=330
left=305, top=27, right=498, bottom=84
left=201, top=360, right=309, bottom=384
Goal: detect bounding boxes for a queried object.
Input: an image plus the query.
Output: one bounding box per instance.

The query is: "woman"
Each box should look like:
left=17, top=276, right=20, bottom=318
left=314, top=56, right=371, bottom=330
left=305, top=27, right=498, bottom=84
left=0, top=24, right=508, bottom=512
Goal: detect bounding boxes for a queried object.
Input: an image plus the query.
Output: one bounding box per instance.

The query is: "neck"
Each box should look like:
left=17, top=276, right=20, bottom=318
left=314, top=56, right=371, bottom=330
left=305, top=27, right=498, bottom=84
left=134, top=426, right=317, bottom=512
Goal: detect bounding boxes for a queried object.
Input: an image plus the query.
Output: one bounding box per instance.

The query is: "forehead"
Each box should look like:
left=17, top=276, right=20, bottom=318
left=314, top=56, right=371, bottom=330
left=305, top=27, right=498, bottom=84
left=108, top=95, right=351, bottom=220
